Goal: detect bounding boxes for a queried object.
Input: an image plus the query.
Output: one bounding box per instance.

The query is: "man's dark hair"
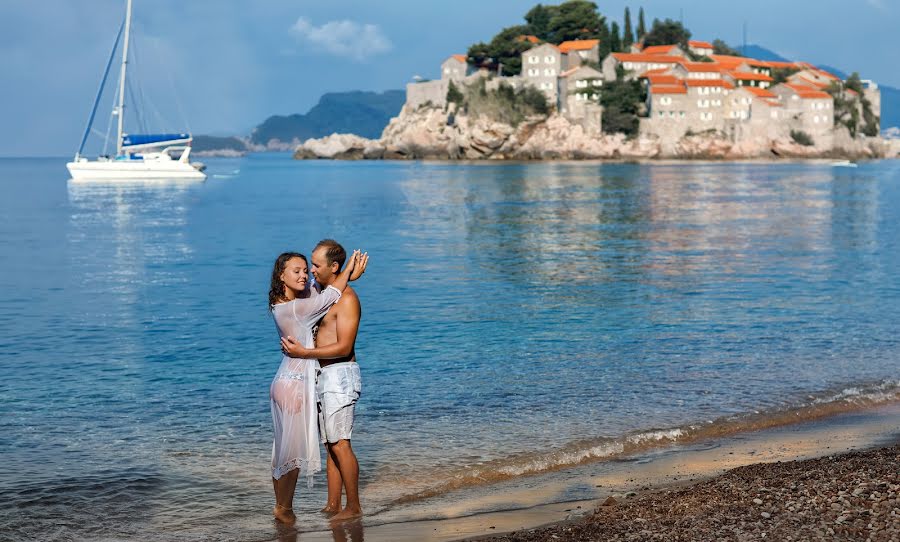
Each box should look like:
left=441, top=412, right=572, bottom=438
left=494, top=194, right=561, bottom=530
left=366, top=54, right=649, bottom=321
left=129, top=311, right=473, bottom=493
left=315, top=239, right=347, bottom=270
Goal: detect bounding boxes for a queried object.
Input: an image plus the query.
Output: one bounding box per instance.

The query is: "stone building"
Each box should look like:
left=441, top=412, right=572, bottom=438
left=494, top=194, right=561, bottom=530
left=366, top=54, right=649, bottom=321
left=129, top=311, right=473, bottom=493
left=688, top=40, right=714, bottom=57
left=603, top=53, right=684, bottom=81
left=558, top=65, right=604, bottom=128
left=441, top=54, right=471, bottom=82
left=558, top=39, right=600, bottom=69
left=771, top=83, right=834, bottom=143
left=521, top=43, right=562, bottom=101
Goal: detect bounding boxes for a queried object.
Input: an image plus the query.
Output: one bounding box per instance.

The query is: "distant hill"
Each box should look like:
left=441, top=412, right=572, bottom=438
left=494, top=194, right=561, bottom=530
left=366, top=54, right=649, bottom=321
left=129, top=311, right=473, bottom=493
left=250, top=90, right=405, bottom=145
left=192, top=135, right=249, bottom=153
left=733, top=44, right=899, bottom=130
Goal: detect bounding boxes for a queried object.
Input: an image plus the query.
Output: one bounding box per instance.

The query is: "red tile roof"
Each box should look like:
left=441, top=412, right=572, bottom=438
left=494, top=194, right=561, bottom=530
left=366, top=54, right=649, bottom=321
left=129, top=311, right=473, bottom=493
left=558, top=39, right=600, bottom=53
left=781, top=83, right=832, bottom=99
left=651, top=84, right=687, bottom=94
left=794, top=75, right=829, bottom=89
left=688, top=40, right=714, bottom=49
left=741, top=86, right=777, bottom=98
left=516, top=35, right=540, bottom=44
left=642, top=44, right=680, bottom=55
left=450, top=54, right=467, bottom=63
left=612, top=53, right=683, bottom=64
left=643, top=73, right=681, bottom=85
left=727, top=71, right=774, bottom=82
left=679, top=62, right=724, bottom=73
left=685, top=79, right=735, bottom=89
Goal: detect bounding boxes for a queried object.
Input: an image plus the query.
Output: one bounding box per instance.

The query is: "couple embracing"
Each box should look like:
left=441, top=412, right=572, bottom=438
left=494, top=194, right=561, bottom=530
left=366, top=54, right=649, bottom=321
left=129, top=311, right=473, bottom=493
left=267, top=239, right=368, bottom=525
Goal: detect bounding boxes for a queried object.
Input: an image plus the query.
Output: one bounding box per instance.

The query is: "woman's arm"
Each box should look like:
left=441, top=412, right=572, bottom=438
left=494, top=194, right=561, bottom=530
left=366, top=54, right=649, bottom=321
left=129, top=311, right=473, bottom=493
left=289, top=250, right=360, bottom=326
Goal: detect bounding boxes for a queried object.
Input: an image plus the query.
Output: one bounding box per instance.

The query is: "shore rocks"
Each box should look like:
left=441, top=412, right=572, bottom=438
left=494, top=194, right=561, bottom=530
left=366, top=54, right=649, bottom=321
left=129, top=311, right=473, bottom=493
left=293, top=105, right=892, bottom=161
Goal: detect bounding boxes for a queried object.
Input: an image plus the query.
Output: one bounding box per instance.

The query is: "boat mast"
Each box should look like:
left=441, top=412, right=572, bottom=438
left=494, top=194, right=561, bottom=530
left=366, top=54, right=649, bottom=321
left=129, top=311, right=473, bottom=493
left=116, top=0, right=133, bottom=157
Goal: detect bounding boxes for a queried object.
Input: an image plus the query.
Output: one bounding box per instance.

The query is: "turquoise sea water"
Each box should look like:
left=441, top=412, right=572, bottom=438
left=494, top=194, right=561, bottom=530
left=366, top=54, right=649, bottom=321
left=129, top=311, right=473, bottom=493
left=1, top=155, right=899, bottom=540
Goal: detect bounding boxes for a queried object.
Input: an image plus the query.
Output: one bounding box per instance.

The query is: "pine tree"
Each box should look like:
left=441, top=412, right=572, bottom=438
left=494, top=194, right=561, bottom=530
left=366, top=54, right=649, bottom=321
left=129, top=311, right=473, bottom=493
left=610, top=22, right=622, bottom=53
left=623, top=7, right=634, bottom=49
left=637, top=7, right=646, bottom=41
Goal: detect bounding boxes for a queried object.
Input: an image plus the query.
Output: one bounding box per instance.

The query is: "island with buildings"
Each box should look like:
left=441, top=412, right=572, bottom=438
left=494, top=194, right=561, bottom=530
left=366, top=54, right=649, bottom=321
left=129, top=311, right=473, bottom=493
left=294, top=2, right=897, bottom=161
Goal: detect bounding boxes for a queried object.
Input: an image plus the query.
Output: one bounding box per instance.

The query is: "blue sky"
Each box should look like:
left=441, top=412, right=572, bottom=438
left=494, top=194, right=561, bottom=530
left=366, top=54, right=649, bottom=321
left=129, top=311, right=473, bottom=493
left=2, top=0, right=898, bottom=156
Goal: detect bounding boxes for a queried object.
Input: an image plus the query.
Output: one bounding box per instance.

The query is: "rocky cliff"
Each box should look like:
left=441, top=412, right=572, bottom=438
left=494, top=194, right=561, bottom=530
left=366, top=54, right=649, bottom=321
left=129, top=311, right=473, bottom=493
left=293, top=105, right=891, bottom=161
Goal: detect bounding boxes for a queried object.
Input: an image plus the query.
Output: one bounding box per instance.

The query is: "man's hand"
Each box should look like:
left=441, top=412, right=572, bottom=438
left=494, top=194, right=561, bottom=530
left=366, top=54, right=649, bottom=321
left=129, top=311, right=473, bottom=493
left=281, top=335, right=310, bottom=358
left=349, top=251, right=368, bottom=281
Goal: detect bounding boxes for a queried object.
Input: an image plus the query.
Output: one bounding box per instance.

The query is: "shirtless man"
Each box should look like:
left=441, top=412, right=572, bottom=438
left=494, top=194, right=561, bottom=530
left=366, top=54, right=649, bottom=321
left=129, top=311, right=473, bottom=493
left=281, top=239, right=365, bottom=522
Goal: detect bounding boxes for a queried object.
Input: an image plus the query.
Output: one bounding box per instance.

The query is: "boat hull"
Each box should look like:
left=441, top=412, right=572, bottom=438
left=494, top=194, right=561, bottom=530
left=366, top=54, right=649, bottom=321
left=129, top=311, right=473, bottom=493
left=66, top=160, right=206, bottom=181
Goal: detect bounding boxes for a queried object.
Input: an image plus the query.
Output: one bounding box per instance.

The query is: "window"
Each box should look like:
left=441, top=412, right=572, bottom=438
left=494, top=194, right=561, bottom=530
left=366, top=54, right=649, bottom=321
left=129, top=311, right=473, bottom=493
left=545, top=56, right=555, bottom=63
left=576, top=80, right=588, bottom=88
left=814, top=115, right=820, bottom=123
left=592, top=80, right=602, bottom=87
left=624, top=62, right=633, bottom=69
left=680, top=111, right=685, bottom=118
left=544, top=68, right=556, bottom=76
left=658, top=111, right=665, bottom=117
left=669, top=111, right=675, bottom=118
left=661, top=96, right=672, bottom=105
left=529, top=56, right=539, bottom=64
left=591, top=93, right=598, bottom=100
left=770, top=110, right=778, bottom=119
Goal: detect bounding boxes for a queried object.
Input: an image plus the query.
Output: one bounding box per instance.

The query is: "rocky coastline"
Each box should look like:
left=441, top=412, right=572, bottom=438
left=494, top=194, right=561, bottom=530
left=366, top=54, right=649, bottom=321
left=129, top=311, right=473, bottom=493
left=293, top=105, right=897, bottom=162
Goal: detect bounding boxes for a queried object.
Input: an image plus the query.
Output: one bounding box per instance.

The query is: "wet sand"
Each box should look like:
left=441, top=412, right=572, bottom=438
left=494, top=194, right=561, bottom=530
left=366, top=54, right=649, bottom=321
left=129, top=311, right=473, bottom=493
left=295, top=402, right=899, bottom=542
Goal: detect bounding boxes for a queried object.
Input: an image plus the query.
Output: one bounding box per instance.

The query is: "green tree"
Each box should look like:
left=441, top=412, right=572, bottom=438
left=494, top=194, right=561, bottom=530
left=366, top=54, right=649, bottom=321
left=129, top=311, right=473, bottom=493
left=623, top=7, right=634, bottom=49
left=467, top=24, right=534, bottom=76
left=546, top=0, right=606, bottom=42
left=712, top=39, right=742, bottom=56
left=525, top=4, right=554, bottom=41
left=609, top=21, right=622, bottom=53
left=600, top=77, right=645, bottom=137
left=637, top=7, right=646, bottom=41
left=642, top=18, right=691, bottom=48
left=446, top=80, right=464, bottom=107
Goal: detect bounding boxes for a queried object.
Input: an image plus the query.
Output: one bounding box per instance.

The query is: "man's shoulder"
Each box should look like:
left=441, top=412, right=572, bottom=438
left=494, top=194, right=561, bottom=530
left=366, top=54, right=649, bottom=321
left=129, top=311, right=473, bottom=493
left=335, top=286, right=361, bottom=310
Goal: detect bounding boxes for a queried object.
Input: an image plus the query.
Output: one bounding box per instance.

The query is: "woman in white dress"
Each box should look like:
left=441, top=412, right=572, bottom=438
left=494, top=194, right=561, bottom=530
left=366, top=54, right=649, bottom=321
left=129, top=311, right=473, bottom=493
left=267, top=249, right=361, bottom=524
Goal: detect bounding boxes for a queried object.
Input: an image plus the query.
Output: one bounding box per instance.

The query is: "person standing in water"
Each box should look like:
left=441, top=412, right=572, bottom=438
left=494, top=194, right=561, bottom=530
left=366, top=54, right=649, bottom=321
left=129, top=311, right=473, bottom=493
left=281, top=240, right=365, bottom=522
left=268, top=249, right=363, bottom=525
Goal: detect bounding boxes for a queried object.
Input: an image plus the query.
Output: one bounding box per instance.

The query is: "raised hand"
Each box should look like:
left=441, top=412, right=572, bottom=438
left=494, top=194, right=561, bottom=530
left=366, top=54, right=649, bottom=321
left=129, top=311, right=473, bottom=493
left=349, top=251, right=368, bottom=281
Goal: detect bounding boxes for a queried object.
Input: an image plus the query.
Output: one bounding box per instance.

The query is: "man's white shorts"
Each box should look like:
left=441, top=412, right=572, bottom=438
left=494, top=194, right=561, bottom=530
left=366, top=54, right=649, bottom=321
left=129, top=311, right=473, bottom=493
left=317, top=362, right=361, bottom=444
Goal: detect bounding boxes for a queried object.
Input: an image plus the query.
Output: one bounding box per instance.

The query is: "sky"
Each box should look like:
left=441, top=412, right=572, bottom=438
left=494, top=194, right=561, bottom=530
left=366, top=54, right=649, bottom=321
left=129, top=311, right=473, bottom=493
left=2, top=0, right=898, bottom=157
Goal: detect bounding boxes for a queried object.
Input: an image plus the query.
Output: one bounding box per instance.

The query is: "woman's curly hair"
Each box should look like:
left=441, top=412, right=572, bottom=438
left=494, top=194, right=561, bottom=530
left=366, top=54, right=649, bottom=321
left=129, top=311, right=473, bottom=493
left=269, top=252, right=307, bottom=309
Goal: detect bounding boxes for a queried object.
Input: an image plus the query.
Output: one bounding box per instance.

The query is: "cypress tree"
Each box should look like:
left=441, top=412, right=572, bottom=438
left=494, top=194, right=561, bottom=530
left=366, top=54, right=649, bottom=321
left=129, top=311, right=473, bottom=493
left=623, top=7, right=634, bottom=49
left=610, top=21, right=622, bottom=53
left=637, top=7, right=646, bottom=41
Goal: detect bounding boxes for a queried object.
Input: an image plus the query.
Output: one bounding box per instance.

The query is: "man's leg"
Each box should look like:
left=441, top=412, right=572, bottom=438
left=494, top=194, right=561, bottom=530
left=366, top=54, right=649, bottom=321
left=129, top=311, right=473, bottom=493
left=321, top=443, right=344, bottom=514
left=329, top=439, right=361, bottom=521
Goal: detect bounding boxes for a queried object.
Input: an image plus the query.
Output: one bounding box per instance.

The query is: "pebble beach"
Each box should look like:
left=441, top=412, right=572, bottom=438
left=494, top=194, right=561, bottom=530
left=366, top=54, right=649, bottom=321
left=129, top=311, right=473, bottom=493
left=479, top=443, right=900, bottom=542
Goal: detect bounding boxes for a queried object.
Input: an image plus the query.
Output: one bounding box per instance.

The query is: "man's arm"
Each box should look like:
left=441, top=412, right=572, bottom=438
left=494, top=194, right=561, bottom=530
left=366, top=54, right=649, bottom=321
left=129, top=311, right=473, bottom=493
left=281, top=293, right=360, bottom=359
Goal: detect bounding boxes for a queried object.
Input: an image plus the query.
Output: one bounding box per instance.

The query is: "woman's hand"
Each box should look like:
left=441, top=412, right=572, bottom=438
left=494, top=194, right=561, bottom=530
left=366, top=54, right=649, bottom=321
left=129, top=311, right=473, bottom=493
left=280, top=335, right=311, bottom=358
left=349, top=251, right=368, bottom=281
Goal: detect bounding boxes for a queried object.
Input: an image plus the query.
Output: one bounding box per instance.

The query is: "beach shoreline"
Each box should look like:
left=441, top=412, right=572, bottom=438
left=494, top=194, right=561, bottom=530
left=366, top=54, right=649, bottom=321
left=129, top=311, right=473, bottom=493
left=295, top=401, right=900, bottom=542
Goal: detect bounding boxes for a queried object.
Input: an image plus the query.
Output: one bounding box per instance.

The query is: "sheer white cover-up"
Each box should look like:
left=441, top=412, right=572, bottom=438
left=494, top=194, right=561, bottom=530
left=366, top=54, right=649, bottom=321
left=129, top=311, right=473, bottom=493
left=270, top=284, right=341, bottom=484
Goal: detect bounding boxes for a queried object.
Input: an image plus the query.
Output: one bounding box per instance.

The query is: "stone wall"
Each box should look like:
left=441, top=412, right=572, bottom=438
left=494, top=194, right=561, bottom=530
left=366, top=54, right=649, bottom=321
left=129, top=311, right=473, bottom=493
left=406, top=80, right=448, bottom=110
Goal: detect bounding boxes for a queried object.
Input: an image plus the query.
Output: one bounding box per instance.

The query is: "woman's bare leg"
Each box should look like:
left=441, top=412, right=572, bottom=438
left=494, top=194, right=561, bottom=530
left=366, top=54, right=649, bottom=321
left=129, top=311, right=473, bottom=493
left=273, top=470, right=299, bottom=524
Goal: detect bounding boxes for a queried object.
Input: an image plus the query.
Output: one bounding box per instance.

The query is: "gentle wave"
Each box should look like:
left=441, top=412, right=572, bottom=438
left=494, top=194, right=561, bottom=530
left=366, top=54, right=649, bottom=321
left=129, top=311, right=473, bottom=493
left=388, top=379, right=900, bottom=505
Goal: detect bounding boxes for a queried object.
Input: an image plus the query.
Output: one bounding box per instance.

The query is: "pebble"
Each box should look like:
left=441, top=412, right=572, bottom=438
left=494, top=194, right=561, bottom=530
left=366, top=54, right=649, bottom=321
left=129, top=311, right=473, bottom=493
left=753, top=498, right=764, bottom=505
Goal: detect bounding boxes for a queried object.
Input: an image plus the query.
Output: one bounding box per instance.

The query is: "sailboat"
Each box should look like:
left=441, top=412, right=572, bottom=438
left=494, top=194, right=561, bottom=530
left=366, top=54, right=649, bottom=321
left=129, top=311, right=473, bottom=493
left=67, top=0, right=206, bottom=181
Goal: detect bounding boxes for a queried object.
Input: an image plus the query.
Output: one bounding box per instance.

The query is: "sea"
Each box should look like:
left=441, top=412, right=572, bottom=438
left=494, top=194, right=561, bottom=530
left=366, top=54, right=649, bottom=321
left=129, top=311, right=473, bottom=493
left=1, top=155, right=898, bottom=541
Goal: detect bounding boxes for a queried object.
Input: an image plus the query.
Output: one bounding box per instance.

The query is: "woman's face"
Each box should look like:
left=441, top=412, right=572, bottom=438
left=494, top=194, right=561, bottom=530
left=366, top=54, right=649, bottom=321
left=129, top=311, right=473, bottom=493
left=280, top=257, right=309, bottom=294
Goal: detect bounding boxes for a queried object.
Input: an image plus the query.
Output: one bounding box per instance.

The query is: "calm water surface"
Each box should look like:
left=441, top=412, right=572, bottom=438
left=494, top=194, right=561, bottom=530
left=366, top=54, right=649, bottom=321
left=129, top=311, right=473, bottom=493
left=1, top=155, right=898, bottom=540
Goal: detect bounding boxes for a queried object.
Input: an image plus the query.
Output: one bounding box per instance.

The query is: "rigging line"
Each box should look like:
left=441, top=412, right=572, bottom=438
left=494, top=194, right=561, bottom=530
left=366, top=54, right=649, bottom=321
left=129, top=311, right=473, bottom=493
left=126, top=29, right=147, bottom=133
left=154, top=32, right=191, bottom=134
left=77, top=18, right=125, bottom=156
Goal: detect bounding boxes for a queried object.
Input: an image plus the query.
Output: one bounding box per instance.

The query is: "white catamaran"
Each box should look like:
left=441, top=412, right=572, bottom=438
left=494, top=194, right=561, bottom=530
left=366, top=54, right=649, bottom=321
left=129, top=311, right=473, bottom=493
left=67, top=0, right=206, bottom=181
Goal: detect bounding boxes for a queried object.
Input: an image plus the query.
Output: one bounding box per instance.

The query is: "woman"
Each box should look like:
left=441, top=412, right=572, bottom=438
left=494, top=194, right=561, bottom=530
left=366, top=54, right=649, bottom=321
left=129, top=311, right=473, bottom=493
left=267, top=249, right=361, bottom=524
